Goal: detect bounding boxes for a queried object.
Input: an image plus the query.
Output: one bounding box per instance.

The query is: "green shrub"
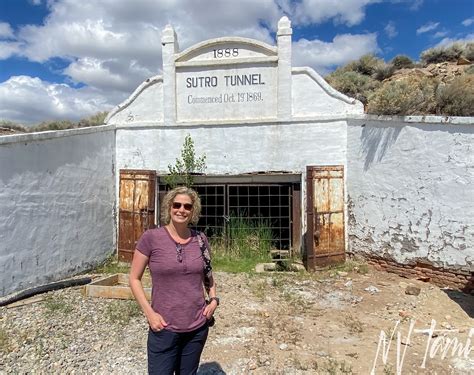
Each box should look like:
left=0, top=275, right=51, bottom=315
left=345, top=54, right=385, bottom=76
left=420, top=42, right=469, bottom=64
left=326, top=70, right=380, bottom=104
left=0, top=120, right=27, bottom=133
left=77, top=111, right=108, bottom=128
left=465, top=43, right=474, bottom=61
left=367, top=77, right=437, bottom=115
left=465, top=65, right=474, bottom=75
left=436, top=75, right=474, bottom=116
left=373, top=64, right=396, bottom=81
left=391, top=55, right=415, bottom=69
left=30, top=120, right=76, bottom=132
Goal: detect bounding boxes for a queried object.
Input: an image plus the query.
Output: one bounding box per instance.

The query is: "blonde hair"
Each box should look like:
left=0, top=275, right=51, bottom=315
left=160, top=186, right=201, bottom=225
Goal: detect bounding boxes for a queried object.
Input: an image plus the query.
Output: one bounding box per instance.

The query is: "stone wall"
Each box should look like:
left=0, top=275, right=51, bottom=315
left=0, top=126, right=116, bottom=297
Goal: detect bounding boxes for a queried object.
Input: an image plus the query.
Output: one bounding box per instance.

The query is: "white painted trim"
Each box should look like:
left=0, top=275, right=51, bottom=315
left=175, top=37, right=277, bottom=62
left=0, top=124, right=115, bottom=145
left=175, top=56, right=278, bottom=67
left=105, top=76, right=163, bottom=124
left=292, top=67, right=359, bottom=105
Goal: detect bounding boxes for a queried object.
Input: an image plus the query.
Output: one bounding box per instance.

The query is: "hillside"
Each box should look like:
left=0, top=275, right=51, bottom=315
left=326, top=42, right=474, bottom=116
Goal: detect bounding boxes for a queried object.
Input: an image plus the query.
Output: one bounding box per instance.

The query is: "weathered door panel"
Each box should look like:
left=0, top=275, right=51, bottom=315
left=306, top=166, right=345, bottom=269
left=118, top=170, right=156, bottom=262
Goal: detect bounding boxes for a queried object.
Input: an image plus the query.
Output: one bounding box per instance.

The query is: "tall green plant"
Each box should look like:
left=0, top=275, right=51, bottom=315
left=164, top=134, right=206, bottom=188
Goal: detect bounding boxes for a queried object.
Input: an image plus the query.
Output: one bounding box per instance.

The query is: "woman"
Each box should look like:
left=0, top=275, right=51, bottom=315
left=129, top=186, right=218, bottom=375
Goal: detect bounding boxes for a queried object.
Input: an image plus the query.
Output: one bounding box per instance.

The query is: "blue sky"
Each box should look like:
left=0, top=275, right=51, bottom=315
left=0, top=0, right=472, bottom=125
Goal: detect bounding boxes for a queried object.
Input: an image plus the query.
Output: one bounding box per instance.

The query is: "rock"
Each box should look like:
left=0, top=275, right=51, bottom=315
left=364, top=285, right=380, bottom=294
left=337, top=271, right=348, bottom=277
left=279, top=343, right=288, bottom=350
left=399, top=281, right=408, bottom=289
left=344, top=280, right=353, bottom=288
left=457, top=57, right=471, bottom=65
left=399, top=310, right=411, bottom=318
left=405, top=286, right=421, bottom=296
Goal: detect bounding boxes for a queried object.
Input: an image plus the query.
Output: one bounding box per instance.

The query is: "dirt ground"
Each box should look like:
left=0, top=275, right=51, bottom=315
left=1, top=264, right=473, bottom=374
left=200, top=265, right=474, bottom=374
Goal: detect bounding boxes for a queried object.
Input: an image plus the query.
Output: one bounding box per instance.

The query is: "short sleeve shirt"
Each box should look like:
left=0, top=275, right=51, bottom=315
left=136, top=227, right=207, bottom=332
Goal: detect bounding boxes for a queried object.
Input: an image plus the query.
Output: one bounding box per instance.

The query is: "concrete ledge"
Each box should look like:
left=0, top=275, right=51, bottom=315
left=350, top=114, right=474, bottom=125
left=0, top=124, right=115, bottom=146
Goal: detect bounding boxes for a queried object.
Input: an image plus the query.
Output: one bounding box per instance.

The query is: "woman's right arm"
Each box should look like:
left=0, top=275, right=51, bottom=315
left=129, top=250, right=168, bottom=331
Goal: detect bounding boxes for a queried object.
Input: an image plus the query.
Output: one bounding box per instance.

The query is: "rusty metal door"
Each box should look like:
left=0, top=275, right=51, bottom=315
left=118, top=170, right=156, bottom=262
left=306, top=166, right=345, bottom=269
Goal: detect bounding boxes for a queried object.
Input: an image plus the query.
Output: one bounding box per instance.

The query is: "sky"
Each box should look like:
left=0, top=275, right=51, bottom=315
left=0, top=0, right=472, bottom=125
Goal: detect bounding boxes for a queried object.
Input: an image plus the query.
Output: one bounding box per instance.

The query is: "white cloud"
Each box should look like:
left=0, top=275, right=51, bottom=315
left=292, top=33, right=379, bottom=75
left=462, top=18, right=474, bottom=27
left=434, top=34, right=474, bottom=48
left=0, top=42, right=20, bottom=59
left=390, top=0, right=423, bottom=11
left=292, top=0, right=381, bottom=26
left=433, top=31, right=448, bottom=39
left=0, top=0, right=385, bottom=124
left=0, top=22, right=14, bottom=39
left=384, top=21, right=398, bottom=38
left=0, top=76, right=116, bottom=125
left=416, top=22, right=439, bottom=34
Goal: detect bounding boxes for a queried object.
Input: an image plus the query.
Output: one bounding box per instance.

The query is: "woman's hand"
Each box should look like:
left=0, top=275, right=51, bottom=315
left=203, top=300, right=218, bottom=320
left=147, top=311, right=168, bottom=332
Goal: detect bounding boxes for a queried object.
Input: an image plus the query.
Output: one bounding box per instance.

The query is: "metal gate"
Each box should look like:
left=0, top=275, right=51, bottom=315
left=306, top=166, right=345, bottom=269
left=118, top=170, right=156, bottom=262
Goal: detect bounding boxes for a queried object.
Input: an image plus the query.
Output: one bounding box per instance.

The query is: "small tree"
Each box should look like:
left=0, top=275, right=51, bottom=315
left=164, top=134, right=206, bottom=188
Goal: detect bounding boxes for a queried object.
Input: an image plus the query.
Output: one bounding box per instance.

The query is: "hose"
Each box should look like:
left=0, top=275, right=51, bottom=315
left=0, top=277, right=92, bottom=307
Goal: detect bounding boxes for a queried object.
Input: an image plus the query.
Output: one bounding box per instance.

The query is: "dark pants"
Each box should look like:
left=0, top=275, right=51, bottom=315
left=147, top=323, right=209, bottom=375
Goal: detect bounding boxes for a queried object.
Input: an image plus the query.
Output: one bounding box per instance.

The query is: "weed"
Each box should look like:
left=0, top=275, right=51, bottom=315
left=383, top=364, right=395, bottom=375
left=43, top=294, right=73, bottom=315
left=323, top=358, right=353, bottom=374
left=92, top=254, right=130, bottom=274
left=344, top=314, right=364, bottom=334
left=0, top=327, right=10, bottom=353
left=329, top=259, right=369, bottom=274
left=271, top=275, right=285, bottom=288
left=250, top=280, right=267, bottom=301
left=105, top=300, right=142, bottom=325
left=357, top=263, right=369, bottom=274
left=210, top=214, right=273, bottom=272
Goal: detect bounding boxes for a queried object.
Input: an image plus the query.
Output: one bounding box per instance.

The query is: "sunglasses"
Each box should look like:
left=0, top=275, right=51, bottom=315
left=172, top=202, right=193, bottom=211
left=176, top=243, right=183, bottom=263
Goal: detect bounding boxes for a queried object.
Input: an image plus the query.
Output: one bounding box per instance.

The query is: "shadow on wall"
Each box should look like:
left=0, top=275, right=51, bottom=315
left=360, top=124, right=402, bottom=171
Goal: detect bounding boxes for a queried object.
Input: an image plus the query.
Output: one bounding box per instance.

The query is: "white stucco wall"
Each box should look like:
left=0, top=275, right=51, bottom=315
left=115, top=119, right=348, bottom=239
left=292, top=68, right=364, bottom=117
left=116, top=120, right=347, bottom=174
left=0, top=126, right=116, bottom=297
left=347, top=116, right=474, bottom=270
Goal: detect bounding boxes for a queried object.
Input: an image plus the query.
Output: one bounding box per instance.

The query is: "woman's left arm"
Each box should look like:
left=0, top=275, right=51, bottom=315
left=203, top=275, right=218, bottom=319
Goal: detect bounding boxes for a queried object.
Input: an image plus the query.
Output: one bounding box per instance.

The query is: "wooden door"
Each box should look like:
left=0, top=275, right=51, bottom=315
left=118, top=170, right=156, bottom=262
left=306, top=166, right=345, bottom=269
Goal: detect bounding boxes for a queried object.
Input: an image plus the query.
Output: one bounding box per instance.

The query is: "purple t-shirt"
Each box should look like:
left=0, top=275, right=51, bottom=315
left=136, top=227, right=208, bottom=332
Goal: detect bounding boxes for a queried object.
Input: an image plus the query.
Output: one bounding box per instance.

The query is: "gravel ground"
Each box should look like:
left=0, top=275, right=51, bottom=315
left=1, top=269, right=473, bottom=374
